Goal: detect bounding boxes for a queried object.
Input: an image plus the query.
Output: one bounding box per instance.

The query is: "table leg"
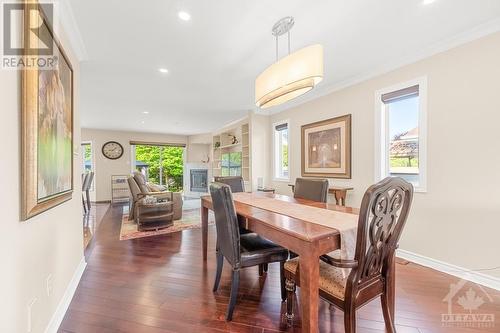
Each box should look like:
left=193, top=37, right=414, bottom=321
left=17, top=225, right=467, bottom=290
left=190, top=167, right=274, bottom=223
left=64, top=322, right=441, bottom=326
left=299, top=251, right=320, bottom=333
left=333, top=190, right=347, bottom=206
left=201, top=205, right=208, bottom=261
left=333, top=190, right=341, bottom=205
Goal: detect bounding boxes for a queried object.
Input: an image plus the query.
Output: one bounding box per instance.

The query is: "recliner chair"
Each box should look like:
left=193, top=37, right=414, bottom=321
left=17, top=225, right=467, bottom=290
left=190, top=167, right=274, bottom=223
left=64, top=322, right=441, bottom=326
left=128, top=171, right=183, bottom=221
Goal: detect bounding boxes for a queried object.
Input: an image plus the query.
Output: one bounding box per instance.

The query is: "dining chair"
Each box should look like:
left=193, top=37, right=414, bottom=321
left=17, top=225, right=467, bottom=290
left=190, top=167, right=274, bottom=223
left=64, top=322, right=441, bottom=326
left=210, top=182, right=289, bottom=321
left=284, top=177, right=414, bottom=333
left=81, top=172, right=91, bottom=214
left=293, top=178, right=329, bottom=203
left=214, top=176, right=258, bottom=265
left=84, top=171, right=94, bottom=211
left=214, top=176, right=245, bottom=193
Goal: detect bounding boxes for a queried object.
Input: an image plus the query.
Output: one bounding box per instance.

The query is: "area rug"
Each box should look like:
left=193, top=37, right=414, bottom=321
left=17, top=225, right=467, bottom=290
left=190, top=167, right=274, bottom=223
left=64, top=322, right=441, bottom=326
left=119, top=208, right=214, bottom=241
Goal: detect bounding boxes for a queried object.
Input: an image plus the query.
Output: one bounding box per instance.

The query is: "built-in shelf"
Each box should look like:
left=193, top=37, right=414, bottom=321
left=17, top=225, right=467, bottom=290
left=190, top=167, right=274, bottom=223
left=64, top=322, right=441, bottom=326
left=212, top=121, right=252, bottom=189
left=220, top=143, right=241, bottom=149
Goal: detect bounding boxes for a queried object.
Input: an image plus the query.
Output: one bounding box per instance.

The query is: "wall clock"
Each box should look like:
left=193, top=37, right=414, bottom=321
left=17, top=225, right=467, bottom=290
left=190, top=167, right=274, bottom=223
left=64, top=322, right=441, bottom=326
left=102, top=141, right=124, bottom=160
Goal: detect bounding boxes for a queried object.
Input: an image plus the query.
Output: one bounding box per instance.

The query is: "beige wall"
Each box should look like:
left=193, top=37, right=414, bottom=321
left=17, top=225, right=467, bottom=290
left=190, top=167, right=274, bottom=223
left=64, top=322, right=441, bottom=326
left=269, top=32, right=500, bottom=279
left=250, top=112, right=271, bottom=191
left=0, top=17, right=84, bottom=333
left=81, top=128, right=188, bottom=201
left=186, top=143, right=210, bottom=164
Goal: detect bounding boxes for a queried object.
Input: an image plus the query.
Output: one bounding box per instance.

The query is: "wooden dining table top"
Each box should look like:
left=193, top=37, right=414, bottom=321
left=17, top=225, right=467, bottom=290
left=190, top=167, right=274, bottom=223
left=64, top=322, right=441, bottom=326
left=201, top=192, right=359, bottom=243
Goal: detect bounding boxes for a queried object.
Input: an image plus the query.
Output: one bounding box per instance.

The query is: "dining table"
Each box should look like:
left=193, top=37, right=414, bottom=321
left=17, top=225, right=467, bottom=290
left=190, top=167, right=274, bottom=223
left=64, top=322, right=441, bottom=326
left=200, top=192, right=390, bottom=333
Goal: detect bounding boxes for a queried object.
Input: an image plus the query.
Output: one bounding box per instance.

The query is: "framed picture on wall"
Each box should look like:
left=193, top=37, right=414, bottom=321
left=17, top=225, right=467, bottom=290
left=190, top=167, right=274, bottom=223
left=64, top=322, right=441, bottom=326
left=301, top=114, right=351, bottom=179
left=21, top=1, right=74, bottom=220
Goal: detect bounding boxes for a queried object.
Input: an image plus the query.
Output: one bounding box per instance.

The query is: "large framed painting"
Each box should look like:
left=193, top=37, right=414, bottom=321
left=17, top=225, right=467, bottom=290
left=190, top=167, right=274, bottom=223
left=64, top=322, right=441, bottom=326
left=21, top=2, right=74, bottom=220
left=301, top=114, right=351, bottom=179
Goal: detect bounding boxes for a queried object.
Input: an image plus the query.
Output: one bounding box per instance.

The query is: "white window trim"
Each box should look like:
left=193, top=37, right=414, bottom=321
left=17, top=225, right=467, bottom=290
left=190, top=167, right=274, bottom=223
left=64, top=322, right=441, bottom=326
left=272, top=119, right=290, bottom=182
left=130, top=144, right=136, bottom=174
left=374, top=76, right=428, bottom=193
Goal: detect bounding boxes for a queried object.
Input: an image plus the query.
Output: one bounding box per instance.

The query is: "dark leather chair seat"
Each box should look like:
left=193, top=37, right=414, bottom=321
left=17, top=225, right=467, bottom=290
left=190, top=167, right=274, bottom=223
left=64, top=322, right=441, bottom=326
left=240, top=233, right=289, bottom=268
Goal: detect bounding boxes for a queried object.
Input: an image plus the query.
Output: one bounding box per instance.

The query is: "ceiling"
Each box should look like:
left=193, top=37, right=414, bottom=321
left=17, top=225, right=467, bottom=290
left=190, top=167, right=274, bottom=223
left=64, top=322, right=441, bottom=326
left=70, top=0, right=500, bottom=135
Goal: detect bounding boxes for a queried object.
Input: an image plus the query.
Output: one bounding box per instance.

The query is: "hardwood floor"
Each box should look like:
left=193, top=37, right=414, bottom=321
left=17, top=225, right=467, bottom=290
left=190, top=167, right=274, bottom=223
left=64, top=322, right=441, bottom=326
left=83, top=202, right=110, bottom=250
left=60, top=204, right=499, bottom=332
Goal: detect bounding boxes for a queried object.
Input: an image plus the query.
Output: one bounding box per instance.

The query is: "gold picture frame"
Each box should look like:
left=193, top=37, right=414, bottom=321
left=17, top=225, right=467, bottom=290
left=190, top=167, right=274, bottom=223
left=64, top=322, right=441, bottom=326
left=21, top=1, right=74, bottom=220
left=301, top=114, right=351, bottom=179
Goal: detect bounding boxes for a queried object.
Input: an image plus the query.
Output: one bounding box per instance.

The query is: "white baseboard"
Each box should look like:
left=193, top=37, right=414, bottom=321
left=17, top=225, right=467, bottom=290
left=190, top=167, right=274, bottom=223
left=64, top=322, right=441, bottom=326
left=44, top=257, right=87, bottom=333
left=397, top=249, right=500, bottom=291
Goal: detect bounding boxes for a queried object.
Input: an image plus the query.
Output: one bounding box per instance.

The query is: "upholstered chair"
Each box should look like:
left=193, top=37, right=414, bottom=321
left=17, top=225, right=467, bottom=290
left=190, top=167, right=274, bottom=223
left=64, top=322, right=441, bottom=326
left=84, top=172, right=94, bottom=210
left=210, top=182, right=289, bottom=321
left=214, top=176, right=245, bottom=193
left=293, top=178, right=329, bottom=203
left=214, top=176, right=250, bottom=230
left=284, top=177, right=414, bottom=333
left=213, top=175, right=266, bottom=270
left=82, top=173, right=90, bottom=214
left=129, top=171, right=183, bottom=220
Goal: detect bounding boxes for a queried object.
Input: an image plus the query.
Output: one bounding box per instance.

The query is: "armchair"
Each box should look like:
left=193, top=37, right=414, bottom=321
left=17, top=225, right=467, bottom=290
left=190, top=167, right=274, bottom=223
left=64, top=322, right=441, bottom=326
left=128, top=171, right=183, bottom=221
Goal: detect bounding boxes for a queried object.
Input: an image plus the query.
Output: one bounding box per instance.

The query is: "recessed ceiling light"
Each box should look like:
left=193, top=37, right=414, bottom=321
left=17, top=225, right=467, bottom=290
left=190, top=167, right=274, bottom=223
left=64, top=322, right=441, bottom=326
left=178, top=11, right=191, bottom=21
left=158, top=68, right=169, bottom=74
left=142, top=111, right=149, bottom=114
left=141, top=120, right=145, bottom=124
left=423, top=0, right=436, bottom=5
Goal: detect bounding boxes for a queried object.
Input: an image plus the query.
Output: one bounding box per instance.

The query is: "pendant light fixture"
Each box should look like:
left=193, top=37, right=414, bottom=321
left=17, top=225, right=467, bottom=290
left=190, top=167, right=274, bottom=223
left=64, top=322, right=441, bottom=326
left=255, top=17, right=323, bottom=109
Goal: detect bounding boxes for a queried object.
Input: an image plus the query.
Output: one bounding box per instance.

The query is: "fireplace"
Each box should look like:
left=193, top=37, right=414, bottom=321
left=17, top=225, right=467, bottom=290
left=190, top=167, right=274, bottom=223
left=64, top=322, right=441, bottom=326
left=190, top=169, right=208, bottom=192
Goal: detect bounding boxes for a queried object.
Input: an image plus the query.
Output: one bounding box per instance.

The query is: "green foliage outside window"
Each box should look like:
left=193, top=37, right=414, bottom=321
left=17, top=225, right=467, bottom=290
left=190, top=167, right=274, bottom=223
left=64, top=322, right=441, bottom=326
left=82, top=143, right=92, bottom=171
left=135, top=145, right=184, bottom=192
left=282, top=144, right=288, bottom=168
left=390, top=157, right=419, bottom=168
left=221, top=152, right=241, bottom=176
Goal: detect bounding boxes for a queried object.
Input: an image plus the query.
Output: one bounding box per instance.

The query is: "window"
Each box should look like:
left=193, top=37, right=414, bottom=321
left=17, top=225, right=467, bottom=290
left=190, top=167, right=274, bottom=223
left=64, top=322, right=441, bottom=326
left=130, top=143, right=185, bottom=192
left=81, top=142, right=94, bottom=190
left=221, top=152, right=242, bottom=176
left=81, top=142, right=93, bottom=172
left=375, top=78, right=427, bottom=191
left=273, top=121, right=289, bottom=180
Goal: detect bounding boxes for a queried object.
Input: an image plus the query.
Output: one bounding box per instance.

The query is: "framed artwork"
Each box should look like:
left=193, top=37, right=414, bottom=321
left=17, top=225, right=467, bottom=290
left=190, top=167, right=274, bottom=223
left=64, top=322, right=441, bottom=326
left=21, top=1, right=74, bottom=220
left=301, top=114, right=351, bottom=178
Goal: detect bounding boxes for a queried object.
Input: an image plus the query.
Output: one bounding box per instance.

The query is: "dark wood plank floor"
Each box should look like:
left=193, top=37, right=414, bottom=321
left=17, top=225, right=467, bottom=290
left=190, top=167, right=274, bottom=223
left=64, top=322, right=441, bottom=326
left=60, top=204, right=500, bottom=332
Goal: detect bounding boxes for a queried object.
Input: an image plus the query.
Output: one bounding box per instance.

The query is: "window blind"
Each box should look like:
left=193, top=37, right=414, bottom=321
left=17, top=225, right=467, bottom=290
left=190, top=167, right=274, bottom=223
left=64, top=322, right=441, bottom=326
left=129, top=141, right=186, bottom=148
left=275, top=123, right=288, bottom=131
left=381, top=85, right=419, bottom=104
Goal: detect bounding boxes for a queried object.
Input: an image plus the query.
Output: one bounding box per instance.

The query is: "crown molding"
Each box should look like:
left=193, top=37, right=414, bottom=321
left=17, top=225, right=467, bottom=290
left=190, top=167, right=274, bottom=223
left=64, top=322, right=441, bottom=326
left=262, top=17, right=500, bottom=116
left=57, top=0, right=88, bottom=61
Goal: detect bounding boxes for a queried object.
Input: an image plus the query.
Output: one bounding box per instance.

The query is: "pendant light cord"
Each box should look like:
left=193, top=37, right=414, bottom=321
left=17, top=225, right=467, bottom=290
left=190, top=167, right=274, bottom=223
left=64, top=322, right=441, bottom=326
left=273, top=16, right=294, bottom=61
left=275, top=35, right=278, bottom=61
left=288, top=30, right=291, bottom=55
